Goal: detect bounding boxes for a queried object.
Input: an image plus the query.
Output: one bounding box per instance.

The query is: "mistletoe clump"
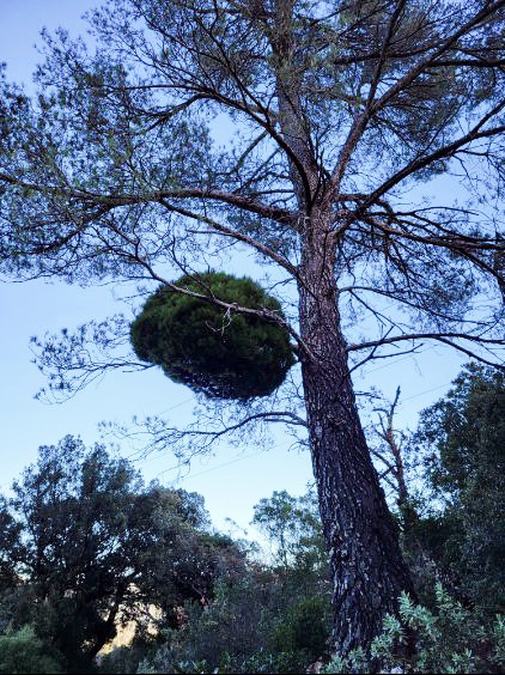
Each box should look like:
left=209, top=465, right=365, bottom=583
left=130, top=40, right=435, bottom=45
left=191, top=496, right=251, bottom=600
left=130, top=272, right=295, bottom=400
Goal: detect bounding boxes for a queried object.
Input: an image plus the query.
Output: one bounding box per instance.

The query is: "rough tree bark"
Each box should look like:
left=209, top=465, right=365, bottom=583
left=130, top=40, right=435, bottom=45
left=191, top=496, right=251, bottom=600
left=298, top=212, right=415, bottom=652
left=269, top=0, right=415, bottom=650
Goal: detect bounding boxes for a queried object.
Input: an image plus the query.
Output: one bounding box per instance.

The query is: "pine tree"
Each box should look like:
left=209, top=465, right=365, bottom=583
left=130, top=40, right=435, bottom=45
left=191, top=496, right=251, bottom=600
left=1, top=0, right=505, bottom=653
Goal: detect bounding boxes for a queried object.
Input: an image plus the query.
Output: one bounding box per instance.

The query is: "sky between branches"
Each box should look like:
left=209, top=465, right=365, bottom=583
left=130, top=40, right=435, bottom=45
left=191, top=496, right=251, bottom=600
left=0, top=0, right=469, bottom=534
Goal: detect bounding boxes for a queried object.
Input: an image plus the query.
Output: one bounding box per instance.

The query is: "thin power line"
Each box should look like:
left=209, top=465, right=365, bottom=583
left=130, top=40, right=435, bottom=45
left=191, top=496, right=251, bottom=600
left=154, top=395, right=195, bottom=417
left=398, top=381, right=451, bottom=405
left=156, top=380, right=455, bottom=483
left=361, top=345, right=434, bottom=375
left=169, top=450, right=269, bottom=482
left=136, top=344, right=456, bottom=482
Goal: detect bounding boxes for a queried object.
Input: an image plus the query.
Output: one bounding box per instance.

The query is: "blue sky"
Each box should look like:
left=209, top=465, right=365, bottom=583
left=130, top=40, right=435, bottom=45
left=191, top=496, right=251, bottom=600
left=0, top=0, right=468, bottom=535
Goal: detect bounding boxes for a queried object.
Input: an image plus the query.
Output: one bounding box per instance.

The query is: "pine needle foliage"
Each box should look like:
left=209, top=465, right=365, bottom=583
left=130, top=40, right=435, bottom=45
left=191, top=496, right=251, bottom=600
left=130, top=272, right=295, bottom=400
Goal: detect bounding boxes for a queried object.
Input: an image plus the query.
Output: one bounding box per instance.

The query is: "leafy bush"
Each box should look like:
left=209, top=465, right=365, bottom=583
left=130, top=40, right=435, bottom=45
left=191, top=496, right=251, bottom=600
left=272, top=596, right=330, bottom=658
left=323, top=584, right=505, bottom=673
left=138, top=579, right=277, bottom=673
left=138, top=572, right=330, bottom=674
left=0, top=625, right=63, bottom=674
left=130, top=272, right=295, bottom=399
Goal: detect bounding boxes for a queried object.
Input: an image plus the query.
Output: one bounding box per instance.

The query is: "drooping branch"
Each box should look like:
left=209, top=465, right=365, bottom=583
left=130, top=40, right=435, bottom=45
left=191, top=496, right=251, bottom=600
left=31, top=315, right=151, bottom=403
left=106, top=403, right=307, bottom=462
left=157, top=198, right=300, bottom=277
left=348, top=331, right=505, bottom=369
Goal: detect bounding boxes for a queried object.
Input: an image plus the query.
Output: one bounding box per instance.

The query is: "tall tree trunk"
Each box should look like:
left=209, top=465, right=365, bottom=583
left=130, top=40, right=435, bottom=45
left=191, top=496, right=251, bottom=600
left=269, top=0, right=414, bottom=652
left=298, top=218, right=415, bottom=654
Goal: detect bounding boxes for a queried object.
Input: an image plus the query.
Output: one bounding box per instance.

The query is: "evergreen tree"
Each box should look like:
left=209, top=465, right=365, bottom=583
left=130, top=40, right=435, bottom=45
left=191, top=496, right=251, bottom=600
left=413, top=365, right=505, bottom=614
left=2, top=0, right=505, bottom=652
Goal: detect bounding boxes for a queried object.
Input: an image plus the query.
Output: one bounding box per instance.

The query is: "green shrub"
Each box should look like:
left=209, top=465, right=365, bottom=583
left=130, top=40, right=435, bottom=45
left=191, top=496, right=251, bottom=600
left=323, top=584, right=505, bottom=673
left=138, top=579, right=273, bottom=673
left=138, top=574, right=329, bottom=674
left=130, top=272, right=295, bottom=400
left=0, top=625, right=63, bottom=674
left=272, top=596, right=330, bottom=658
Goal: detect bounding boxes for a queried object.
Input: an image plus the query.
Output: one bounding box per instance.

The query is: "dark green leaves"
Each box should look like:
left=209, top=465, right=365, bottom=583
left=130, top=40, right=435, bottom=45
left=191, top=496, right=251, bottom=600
left=130, top=272, right=295, bottom=400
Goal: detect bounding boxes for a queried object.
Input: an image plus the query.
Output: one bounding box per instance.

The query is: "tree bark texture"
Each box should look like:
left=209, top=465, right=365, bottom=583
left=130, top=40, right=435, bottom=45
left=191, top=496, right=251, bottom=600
left=298, top=217, right=415, bottom=654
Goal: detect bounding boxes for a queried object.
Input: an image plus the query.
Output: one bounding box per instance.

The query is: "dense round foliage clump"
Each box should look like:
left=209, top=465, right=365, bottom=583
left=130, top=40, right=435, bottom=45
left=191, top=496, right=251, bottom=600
left=130, top=272, right=295, bottom=400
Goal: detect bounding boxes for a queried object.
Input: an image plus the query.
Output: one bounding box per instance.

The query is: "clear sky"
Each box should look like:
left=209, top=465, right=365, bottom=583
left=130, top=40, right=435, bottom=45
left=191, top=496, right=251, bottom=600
left=0, top=0, right=468, bottom=536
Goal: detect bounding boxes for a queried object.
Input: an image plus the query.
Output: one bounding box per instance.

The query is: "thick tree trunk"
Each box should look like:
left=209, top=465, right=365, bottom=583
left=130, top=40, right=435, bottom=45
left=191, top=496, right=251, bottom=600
left=269, top=0, right=413, bottom=651
left=298, top=221, right=415, bottom=655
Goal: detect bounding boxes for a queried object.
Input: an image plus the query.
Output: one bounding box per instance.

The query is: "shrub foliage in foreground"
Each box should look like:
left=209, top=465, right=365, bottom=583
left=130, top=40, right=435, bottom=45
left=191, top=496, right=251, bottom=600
left=137, top=576, right=331, bottom=674
left=323, top=585, right=505, bottom=674
left=130, top=272, right=295, bottom=400
left=0, top=625, right=63, bottom=674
